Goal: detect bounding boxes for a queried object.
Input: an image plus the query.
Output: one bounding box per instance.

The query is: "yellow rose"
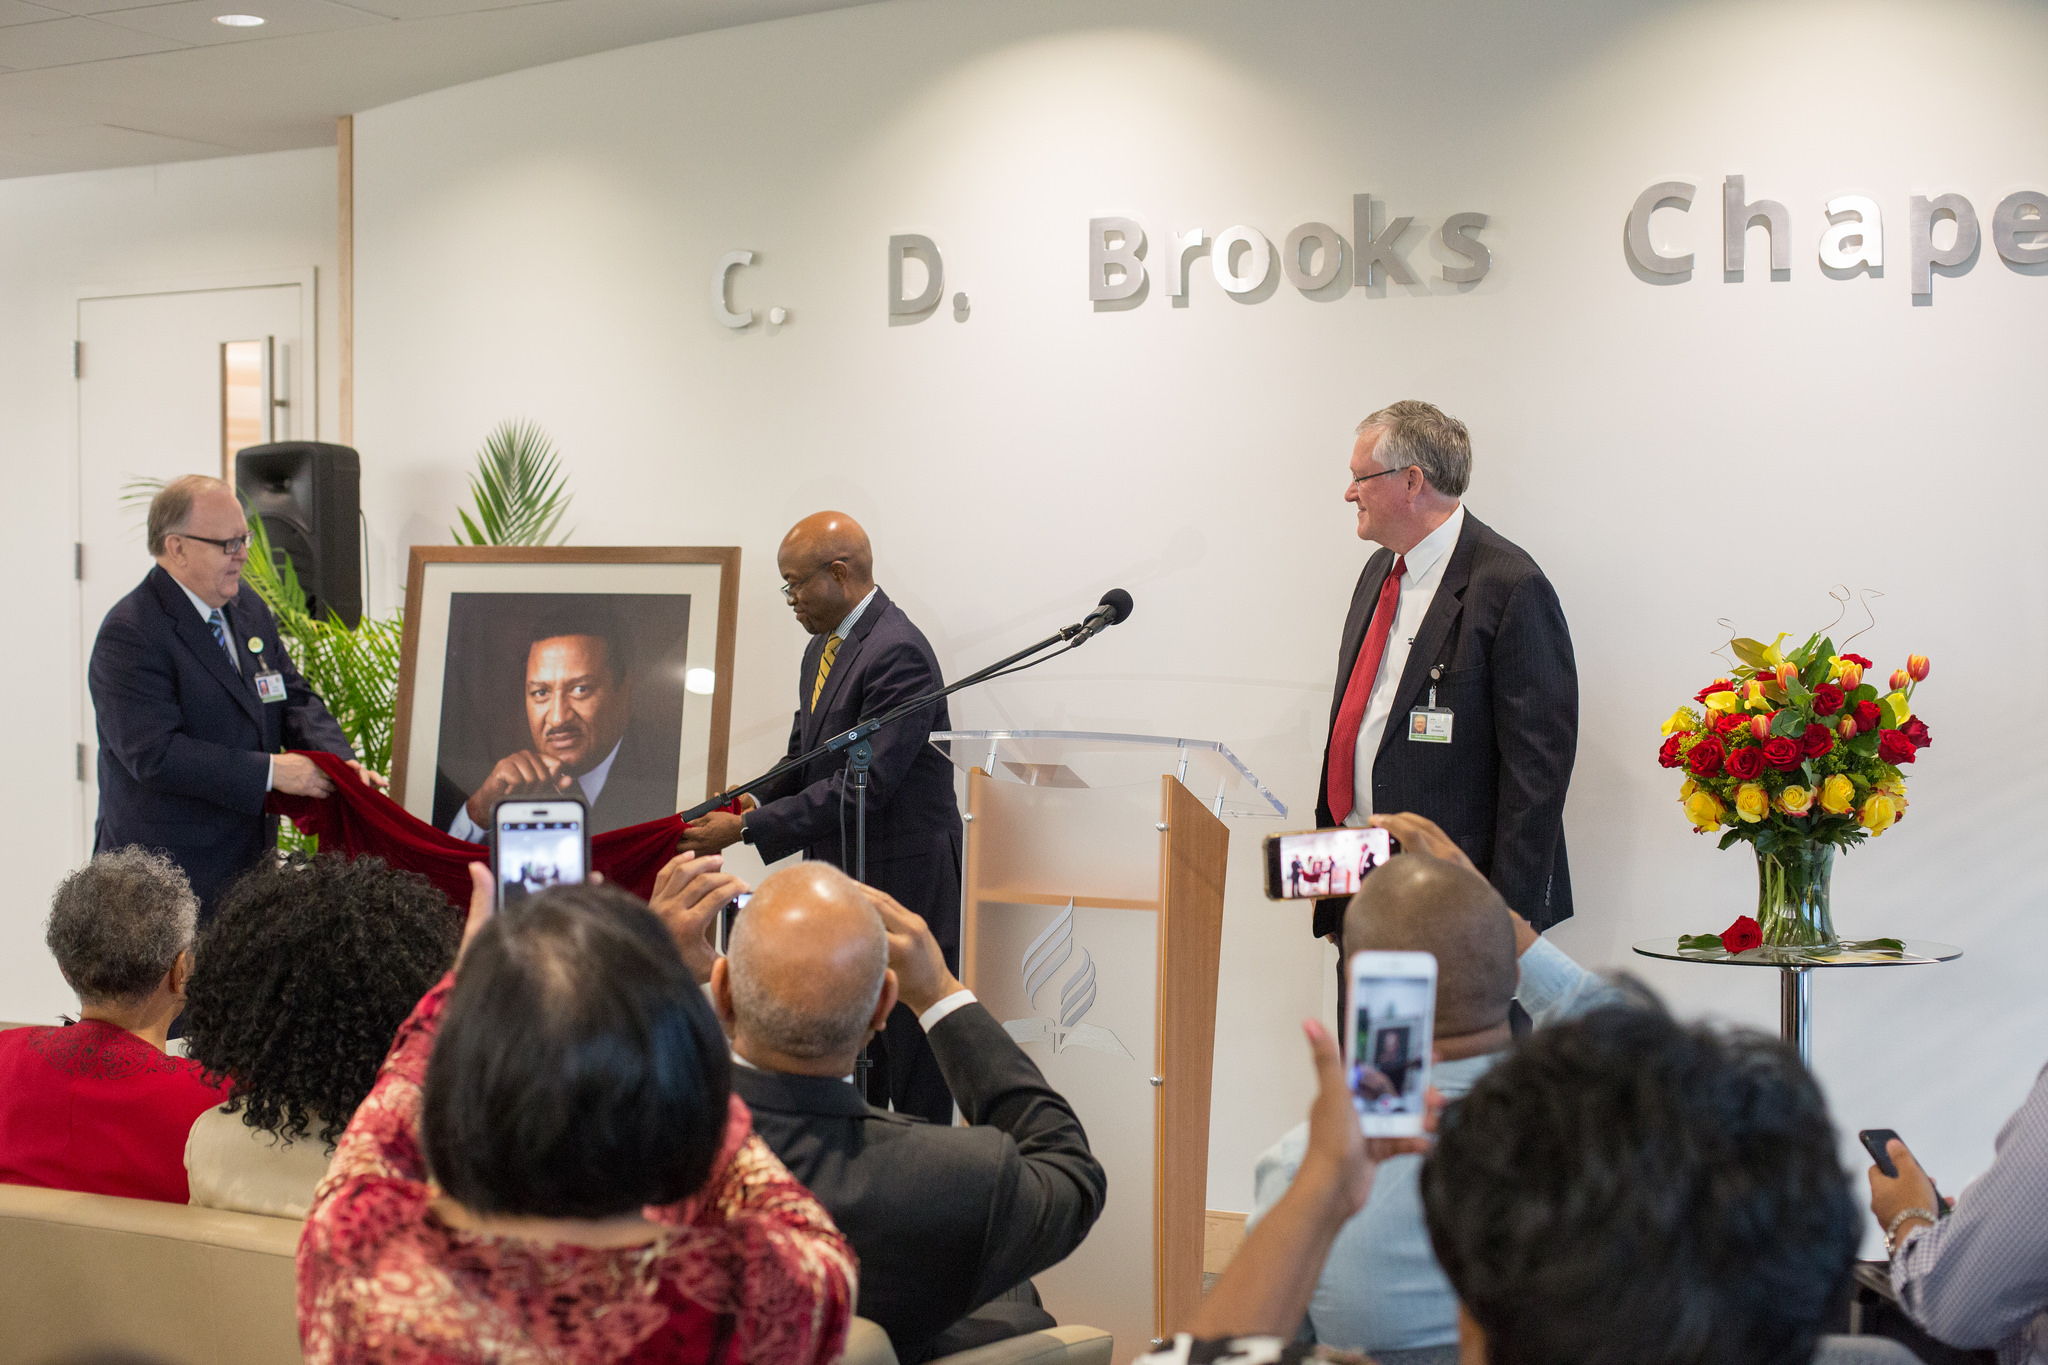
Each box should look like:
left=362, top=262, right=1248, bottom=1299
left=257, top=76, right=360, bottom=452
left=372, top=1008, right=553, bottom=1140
left=1874, top=776, right=1908, bottom=808
left=1662, top=707, right=1698, bottom=737
left=1820, top=773, right=1856, bottom=815
left=1679, top=777, right=1697, bottom=800
left=1777, top=785, right=1814, bottom=816
left=1684, top=789, right=1726, bottom=830
left=1860, top=793, right=1897, bottom=835
left=1734, top=783, right=1769, bottom=823
left=1886, top=691, right=1912, bottom=725
left=1704, top=690, right=1741, bottom=714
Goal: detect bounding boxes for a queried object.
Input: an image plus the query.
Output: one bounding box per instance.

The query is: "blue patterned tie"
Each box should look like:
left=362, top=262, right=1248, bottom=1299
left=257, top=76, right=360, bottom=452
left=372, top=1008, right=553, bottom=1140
left=207, top=608, right=236, bottom=668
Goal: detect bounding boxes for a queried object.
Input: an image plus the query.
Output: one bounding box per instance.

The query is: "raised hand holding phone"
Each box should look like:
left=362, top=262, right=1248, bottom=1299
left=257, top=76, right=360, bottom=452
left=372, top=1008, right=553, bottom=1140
left=1347, top=950, right=1437, bottom=1137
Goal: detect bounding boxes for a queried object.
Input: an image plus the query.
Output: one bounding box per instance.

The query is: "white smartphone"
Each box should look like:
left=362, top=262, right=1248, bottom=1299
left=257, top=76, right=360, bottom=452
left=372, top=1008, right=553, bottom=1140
left=1347, top=950, right=1438, bottom=1137
left=492, top=797, right=589, bottom=907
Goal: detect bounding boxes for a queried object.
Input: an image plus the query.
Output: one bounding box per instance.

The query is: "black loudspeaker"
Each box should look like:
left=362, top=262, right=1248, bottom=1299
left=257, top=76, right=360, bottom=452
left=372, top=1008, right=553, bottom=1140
left=234, top=442, right=362, bottom=627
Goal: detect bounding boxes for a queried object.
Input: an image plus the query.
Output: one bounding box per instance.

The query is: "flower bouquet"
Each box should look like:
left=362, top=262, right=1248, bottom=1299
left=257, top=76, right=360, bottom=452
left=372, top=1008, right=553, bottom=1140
left=1659, top=629, right=1931, bottom=951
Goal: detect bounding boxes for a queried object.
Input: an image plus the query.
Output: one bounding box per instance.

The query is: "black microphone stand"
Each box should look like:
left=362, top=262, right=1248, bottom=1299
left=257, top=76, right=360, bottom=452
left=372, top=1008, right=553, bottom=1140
left=684, top=603, right=1119, bottom=1103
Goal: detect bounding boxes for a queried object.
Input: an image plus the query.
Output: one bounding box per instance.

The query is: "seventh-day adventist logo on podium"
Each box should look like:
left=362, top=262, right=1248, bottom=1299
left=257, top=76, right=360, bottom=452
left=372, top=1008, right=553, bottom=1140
left=1002, top=900, right=1134, bottom=1061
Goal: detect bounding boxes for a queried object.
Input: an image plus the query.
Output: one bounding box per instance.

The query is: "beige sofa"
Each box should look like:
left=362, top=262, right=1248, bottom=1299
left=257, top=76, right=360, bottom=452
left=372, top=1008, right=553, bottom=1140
left=0, top=1182, right=1112, bottom=1365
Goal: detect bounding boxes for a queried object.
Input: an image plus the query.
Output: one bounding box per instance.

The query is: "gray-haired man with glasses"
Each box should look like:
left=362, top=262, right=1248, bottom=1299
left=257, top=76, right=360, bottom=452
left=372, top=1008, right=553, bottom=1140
left=88, top=475, right=376, bottom=918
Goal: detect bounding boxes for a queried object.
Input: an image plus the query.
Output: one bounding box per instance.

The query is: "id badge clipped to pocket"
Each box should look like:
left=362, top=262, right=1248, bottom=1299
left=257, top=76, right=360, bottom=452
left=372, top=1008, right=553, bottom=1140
left=1408, top=666, right=1453, bottom=744
left=254, top=669, right=288, bottom=704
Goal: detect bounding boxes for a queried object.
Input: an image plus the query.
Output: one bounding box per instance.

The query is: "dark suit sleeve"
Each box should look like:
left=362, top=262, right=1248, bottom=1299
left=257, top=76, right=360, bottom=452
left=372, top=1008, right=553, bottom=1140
left=90, top=613, right=270, bottom=816
left=273, top=621, right=354, bottom=761
left=744, top=635, right=945, bottom=865
left=747, top=709, right=810, bottom=812
left=924, top=1001, right=1107, bottom=1307
left=1487, top=572, right=1578, bottom=922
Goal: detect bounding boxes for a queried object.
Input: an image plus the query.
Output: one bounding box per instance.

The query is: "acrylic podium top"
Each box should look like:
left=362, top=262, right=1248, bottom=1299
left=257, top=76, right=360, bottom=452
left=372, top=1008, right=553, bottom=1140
left=929, top=730, right=1288, bottom=819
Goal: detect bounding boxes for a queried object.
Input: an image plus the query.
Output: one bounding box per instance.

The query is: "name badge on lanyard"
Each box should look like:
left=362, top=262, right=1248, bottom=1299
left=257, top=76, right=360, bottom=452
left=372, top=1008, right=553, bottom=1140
left=1409, top=665, right=1453, bottom=744
left=254, top=670, right=287, bottom=704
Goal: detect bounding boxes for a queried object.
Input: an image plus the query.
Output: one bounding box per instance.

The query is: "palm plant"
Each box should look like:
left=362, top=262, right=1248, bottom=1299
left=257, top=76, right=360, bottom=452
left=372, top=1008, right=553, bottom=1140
left=451, top=419, right=574, bottom=546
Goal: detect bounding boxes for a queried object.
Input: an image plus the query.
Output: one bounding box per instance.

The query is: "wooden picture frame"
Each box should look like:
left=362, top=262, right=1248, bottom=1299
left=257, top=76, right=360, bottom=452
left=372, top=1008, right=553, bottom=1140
left=392, top=546, right=740, bottom=834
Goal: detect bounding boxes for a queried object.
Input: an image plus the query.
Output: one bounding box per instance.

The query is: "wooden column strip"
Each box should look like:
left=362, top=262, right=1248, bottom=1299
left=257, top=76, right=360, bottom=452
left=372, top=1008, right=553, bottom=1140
left=337, top=114, right=353, bottom=446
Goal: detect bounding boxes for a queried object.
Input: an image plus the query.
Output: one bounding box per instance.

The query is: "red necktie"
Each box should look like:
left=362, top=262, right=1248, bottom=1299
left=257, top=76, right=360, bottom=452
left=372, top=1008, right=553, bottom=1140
left=1327, top=556, right=1406, bottom=824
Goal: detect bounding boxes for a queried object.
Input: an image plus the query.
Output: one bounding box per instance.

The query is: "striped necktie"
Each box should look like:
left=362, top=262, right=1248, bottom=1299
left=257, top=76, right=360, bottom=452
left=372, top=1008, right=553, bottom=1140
left=810, top=635, right=841, bottom=712
left=207, top=608, right=237, bottom=670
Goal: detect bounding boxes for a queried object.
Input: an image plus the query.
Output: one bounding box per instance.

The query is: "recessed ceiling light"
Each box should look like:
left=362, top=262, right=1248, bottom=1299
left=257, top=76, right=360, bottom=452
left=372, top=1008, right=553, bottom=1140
left=214, top=13, right=265, bottom=25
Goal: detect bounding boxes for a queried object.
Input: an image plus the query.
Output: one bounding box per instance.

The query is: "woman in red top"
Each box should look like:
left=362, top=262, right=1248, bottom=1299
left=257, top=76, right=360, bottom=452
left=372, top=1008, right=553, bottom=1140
left=297, top=862, right=855, bottom=1365
left=0, top=847, right=230, bottom=1203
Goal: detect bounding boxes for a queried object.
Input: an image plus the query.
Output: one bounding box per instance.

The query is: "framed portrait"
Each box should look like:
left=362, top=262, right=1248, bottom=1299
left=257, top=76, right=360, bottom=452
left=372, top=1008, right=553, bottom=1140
left=392, top=546, right=740, bottom=839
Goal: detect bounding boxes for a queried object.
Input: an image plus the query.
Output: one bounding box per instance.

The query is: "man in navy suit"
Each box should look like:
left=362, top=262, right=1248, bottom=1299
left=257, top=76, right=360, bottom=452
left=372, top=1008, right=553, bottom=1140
left=682, top=510, right=963, bottom=1124
left=89, top=476, right=375, bottom=917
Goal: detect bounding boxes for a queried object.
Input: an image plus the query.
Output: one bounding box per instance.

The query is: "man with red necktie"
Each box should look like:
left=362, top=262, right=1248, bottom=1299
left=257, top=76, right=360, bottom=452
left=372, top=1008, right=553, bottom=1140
left=1314, top=402, right=1579, bottom=964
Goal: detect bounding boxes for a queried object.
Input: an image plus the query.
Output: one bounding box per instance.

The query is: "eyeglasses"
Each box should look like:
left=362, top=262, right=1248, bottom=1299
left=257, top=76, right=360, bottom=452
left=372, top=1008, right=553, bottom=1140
left=1349, top=466, right=1406, bottom=489
left=780, top=559, right=845, bottom=602
left=176, top=532, right=253, bottom=556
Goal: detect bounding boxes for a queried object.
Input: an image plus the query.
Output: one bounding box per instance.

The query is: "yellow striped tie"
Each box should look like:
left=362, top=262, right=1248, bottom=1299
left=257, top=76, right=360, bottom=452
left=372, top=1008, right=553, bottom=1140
left=810, top=635, right=841, bottom=712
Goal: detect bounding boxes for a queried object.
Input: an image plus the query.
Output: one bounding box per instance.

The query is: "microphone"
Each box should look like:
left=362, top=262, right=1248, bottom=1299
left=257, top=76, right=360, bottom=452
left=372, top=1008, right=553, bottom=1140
left=1072, top=588, right=1134, bottom=643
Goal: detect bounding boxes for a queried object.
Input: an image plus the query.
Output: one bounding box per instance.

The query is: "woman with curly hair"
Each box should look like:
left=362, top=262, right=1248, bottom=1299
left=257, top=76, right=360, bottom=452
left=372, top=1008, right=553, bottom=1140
left=180, top=853, right=459, bottom=1218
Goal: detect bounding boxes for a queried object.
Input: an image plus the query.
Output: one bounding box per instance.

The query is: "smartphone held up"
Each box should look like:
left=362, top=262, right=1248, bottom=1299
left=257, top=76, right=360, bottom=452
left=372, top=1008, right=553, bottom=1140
left=1348, top=950, right=1436, bottom=1137
left=492, top=798, right=590, bottom=906
left=1264, top=826, right=1394, bottom=900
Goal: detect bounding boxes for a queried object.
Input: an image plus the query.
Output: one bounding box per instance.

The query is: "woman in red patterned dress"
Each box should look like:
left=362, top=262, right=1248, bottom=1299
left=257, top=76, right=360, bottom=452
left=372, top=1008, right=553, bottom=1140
left=297, top=862, right=855, bottom=1365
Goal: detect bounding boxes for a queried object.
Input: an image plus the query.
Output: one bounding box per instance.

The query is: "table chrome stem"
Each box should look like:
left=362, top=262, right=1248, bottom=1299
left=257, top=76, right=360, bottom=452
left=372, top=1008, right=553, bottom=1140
left=1781, top=967, right=1812, bottom=1065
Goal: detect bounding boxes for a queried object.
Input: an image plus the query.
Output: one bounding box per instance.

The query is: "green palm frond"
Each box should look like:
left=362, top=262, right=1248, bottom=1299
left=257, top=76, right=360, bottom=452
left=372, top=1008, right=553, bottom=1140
left=451, top=419, right=574, bottom=546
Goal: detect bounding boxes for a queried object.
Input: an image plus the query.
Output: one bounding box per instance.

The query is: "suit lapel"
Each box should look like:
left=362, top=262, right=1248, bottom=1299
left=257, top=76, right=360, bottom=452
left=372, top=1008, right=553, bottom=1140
left=1375, top=514, right=1481, bottom=761
left=807, top=588, right=888, bottom=744
left=152, top=569, right=262, bottom=724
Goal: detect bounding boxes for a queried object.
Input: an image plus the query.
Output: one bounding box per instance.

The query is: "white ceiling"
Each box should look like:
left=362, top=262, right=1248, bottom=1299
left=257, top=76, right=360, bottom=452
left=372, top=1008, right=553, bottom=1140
left=0, top=0, right=881, bottom=178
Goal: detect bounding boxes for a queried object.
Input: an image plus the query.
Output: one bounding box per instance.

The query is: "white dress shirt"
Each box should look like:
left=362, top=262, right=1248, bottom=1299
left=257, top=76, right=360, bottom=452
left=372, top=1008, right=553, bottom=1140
left=1346, top=504, right=1465, bottom=826
left=173, top=574, right=275, bottom=792
left=447, top=736, right=624, bottom=844
left=832, top=586, right=879, bottom=645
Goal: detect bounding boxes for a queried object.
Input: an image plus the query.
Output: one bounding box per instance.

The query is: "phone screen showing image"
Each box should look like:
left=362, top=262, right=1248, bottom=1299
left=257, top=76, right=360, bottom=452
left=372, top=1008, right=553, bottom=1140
left=1264, top=826, right=1394, bottom=900
left=1348, top=951, right=1437, bottom=1136
left=493, top=801, right=588, bottom=906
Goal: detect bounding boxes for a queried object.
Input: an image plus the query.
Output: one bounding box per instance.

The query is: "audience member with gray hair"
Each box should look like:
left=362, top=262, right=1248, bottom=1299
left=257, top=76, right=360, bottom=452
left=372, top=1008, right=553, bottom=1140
left=657, top=856, right=1106, bottom=1364
left=0, top=849, right=230, bottom=1203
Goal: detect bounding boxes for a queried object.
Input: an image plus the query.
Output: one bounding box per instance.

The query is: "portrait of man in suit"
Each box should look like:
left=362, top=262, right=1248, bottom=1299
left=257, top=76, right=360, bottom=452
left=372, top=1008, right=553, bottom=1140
left=434, top=596, right=688, bottom=840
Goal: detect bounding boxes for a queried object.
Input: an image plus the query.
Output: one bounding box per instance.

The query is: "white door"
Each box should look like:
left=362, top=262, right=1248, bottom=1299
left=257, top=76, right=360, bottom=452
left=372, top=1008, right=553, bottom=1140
left=75, top=282, right=310, bottom=855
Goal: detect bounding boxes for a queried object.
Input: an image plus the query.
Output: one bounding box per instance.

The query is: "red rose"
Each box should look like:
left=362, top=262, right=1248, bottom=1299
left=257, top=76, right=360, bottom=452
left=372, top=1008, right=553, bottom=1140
left=1658, top=735, right=1686, bottom=769
left=1713, top=712, right=1749, bottom=735
left=1900, top=717, right=1931, bottom=750
left=1843, top=653, right=1873, bottom=669
left=1800, top=723, right=1835, bottom=759
left=1725, top=745, right=1763, bottom=780
left=1686, top=735, right=1725, bottom=777
left=1853, top=700, right=1882, bottom=731
left=1812, top=683, right=1845, bottom=717
left=1760, top=736, right=1802, bottom=770
left=1719, top=915, right=1762, bottom=954
left=1694, top=678, right=1735, bottom=704
left=1879, top=729, right=1917, bottom=765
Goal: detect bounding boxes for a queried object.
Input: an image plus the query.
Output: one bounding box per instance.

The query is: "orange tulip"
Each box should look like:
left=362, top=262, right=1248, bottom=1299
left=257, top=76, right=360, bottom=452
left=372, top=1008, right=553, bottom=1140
left=1750, top=714, right=1771, bottom=743
left=1775, top=662, right=1798, bottom=688
left=1890, top=669, right=1910, bottom=692
left=1838, top=714, right=1858, bottom=738
left=1838, top=661, right=1864, bottom=689
left=1907, top=654, right=1930, bottom=682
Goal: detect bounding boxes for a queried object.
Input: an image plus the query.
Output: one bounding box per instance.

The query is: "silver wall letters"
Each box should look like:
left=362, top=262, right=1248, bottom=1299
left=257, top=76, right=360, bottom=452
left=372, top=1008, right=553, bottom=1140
left=1992, top=191, right=2048, bottom=266
left=889, top=234, right=944, bottom=316
left=1909, top=194, right=1978, bottom=298
left=1626, top=181, right=1696, bottom=276
left=1352, top=193, right=1417, bottom=287
left=1724, top=175, right=1791, bottom=275
left=1818, top=197, right=1882, bottom=271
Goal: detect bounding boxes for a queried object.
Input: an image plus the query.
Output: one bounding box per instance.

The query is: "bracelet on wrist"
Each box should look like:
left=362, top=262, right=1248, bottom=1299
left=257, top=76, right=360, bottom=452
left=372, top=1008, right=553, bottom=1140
left=1885, top=1206, right=1938, bottom=1253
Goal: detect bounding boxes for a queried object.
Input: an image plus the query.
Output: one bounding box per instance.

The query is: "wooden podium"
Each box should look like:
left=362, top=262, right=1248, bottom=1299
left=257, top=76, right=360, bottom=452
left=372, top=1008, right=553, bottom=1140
left=935, top=732, right=1285, bottom=1364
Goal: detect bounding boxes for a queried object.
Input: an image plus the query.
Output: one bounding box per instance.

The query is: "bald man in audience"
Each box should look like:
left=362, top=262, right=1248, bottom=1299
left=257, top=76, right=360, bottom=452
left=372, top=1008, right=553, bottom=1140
left=708, top=862, right=1105, bottom=1364
left=1248, top=814, right=1620, bottom=1360
left=682, top=511, right=964, bottom=1124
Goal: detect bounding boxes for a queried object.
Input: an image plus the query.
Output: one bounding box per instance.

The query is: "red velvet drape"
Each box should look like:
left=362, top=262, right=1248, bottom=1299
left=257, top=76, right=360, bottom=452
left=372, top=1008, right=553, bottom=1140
left=267, top=750, right=691, bottom=907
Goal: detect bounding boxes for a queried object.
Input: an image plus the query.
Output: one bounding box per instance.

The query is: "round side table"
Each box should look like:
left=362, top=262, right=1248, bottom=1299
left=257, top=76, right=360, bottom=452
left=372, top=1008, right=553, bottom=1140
left=1631, top=939, right=1961, bottom=1064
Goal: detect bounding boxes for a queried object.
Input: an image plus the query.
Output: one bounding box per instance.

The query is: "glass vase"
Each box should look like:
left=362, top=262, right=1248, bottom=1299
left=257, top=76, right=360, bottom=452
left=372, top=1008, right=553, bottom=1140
left=1756, top=841, right=1836, bottom=948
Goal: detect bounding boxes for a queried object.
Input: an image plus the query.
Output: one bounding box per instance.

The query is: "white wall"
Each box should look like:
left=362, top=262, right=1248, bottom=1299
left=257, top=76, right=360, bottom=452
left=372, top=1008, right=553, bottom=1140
left=0, top=147, right=340, bottom=1024
left=353, top=0, right=2048, bottom=1227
